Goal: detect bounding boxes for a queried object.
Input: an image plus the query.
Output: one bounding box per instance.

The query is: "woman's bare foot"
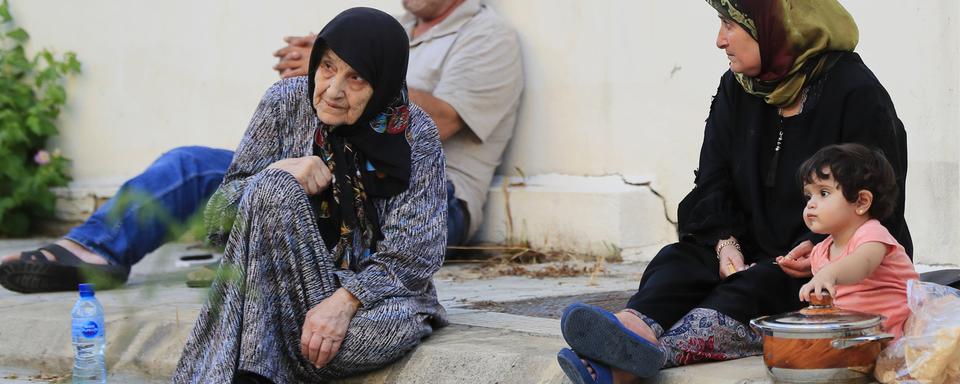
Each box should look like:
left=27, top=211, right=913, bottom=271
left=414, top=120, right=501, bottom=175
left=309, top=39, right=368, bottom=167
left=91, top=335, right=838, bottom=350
left=577, top=357, right=643, bottom=384
left=574, top=311, right=658, bottom=384
left=581, top=358, right=598, bottom=379
left=1, top=239, right=109, bottom=265
left=606, top=311, right=658, bottom=384
left=615, top=310, right=658, bottom=344
left=611, top=369, right=643, bottom=384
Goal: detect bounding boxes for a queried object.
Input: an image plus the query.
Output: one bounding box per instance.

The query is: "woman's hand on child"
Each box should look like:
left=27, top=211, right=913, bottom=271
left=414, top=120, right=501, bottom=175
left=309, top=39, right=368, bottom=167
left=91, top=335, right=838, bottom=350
left=799, top=271, right=837, bottom=303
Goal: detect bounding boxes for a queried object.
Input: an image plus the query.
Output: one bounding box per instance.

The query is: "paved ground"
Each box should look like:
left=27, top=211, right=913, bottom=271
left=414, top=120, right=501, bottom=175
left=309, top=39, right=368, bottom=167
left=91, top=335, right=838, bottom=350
left=3, top=239, right=945, bottom=383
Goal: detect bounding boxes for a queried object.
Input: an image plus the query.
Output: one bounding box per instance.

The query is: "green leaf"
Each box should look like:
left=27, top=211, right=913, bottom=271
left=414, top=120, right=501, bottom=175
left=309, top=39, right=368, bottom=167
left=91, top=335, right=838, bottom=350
left=38, top=119, right=56, bottom=136
left=40, top=51, right=54, bottom=66
left=45, top=84, right=66, bottom=104
left=6, top=28, right=29, bottom=43
left=4, top=123, right=25, bottom=144
left=0, top=0, right=11, bottom=23
left=25, top=115, right=41, bottom=135
left=64, top=52, right=81, bottom=73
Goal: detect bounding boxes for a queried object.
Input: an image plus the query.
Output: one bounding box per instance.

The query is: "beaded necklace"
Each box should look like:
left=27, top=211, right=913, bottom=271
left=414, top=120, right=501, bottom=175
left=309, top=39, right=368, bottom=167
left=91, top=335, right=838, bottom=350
left=764, top=88, right=809, bottom=187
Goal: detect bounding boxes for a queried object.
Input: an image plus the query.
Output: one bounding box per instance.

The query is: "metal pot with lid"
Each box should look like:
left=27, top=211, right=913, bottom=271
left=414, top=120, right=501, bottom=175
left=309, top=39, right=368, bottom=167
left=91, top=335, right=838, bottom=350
left=750, top=295, right=894, bottom=384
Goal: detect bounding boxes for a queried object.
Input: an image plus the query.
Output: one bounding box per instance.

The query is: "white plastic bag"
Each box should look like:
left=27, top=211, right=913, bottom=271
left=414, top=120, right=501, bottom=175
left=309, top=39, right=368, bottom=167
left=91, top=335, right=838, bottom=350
left=876, top=280, right=960, bottom=383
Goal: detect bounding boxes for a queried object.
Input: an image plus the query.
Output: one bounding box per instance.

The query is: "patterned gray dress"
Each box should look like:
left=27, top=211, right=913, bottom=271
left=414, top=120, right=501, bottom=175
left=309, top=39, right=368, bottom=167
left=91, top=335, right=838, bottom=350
left=172, top=77, right=448, bottom=383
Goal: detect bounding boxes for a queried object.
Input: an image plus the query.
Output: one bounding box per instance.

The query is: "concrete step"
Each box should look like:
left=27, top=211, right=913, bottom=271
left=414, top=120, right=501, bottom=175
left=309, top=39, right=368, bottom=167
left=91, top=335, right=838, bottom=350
left=3, top=240, right=908, bottom=384
left=49, top=174, right=680, bottom=263
left=0, top=299, right=769, bottom=383
left=477, top=174, right=678, bottom=262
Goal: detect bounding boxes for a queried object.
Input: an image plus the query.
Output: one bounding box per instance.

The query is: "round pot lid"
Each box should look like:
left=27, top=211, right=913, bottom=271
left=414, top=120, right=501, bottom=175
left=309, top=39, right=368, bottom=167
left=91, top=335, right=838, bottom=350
left=751, top=296, right=883, bottom=334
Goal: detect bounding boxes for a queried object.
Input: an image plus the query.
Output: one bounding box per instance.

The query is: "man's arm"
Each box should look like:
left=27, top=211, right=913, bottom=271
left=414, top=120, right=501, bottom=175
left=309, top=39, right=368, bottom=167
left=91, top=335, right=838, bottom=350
left=429, top=19, right=523, bottom=145
left=409, top=89, right=463, bottom=141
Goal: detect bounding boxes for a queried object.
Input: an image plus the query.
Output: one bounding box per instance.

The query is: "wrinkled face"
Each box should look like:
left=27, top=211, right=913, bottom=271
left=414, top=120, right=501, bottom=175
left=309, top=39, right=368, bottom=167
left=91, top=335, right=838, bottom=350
left=313, top=49, right=374, bottom=126
left=402, top=0, right=454, bottom=19
left=716, top=17, right=761, bottom=76
left=802, top=170, right=861, bottom=235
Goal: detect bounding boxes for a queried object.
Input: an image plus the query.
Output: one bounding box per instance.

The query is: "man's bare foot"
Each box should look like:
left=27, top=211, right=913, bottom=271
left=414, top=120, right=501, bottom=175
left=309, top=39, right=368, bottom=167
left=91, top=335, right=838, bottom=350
left=1, top=239, right=109, bottom=265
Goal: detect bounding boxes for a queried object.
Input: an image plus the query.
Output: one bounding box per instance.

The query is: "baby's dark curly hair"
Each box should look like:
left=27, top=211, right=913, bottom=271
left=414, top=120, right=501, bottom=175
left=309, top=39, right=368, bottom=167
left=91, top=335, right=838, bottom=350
left=797, top=143, right=899, bottom=220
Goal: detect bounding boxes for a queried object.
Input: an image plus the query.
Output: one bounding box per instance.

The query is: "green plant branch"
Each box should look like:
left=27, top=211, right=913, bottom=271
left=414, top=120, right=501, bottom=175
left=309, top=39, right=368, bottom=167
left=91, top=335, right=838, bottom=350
left=0, top=0, right=80, bottom=236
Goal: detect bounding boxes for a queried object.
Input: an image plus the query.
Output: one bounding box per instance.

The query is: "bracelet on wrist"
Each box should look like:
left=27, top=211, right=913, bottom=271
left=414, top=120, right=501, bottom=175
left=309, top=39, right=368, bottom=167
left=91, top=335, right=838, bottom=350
left=715, top=239, right=741, bottom=259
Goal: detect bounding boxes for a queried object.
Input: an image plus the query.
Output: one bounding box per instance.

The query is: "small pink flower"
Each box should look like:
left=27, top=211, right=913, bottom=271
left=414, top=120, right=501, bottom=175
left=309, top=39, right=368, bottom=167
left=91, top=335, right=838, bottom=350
left=34, top=150, right=51, bottom=165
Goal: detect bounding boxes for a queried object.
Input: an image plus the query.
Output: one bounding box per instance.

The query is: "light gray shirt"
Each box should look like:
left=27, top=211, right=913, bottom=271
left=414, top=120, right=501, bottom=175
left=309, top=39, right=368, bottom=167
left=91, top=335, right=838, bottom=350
left=399, top=0, right=524, bottom=239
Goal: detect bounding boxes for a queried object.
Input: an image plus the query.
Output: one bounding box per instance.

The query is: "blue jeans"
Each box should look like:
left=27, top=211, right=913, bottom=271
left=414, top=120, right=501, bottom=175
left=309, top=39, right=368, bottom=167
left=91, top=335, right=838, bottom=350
left=66, top=146, right=469, bottom=267
left=446, top=180, right=470, bottom=247
left=65, top=146, right=234, bottom=267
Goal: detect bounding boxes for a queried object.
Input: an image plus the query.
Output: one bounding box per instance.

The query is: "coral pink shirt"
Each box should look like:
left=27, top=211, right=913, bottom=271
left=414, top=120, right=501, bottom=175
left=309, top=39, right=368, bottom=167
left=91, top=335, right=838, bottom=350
left=810, top=219, right=919, bottom=339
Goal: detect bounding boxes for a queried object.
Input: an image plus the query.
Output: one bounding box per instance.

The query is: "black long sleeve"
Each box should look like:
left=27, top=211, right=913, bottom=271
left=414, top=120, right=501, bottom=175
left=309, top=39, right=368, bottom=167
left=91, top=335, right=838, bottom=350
left=675, top=52, right=911, bottom=261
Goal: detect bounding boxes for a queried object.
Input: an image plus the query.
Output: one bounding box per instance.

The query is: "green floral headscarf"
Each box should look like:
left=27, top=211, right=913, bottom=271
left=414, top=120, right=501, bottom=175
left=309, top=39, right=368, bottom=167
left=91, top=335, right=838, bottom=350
left=706, top=0, right=859, bottom=107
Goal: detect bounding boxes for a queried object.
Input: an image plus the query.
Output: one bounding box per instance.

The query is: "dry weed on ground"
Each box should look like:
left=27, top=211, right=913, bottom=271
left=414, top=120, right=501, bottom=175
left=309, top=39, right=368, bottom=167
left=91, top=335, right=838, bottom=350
left=440, top=245, right=617, bottom=282
left=1, top=373, right=67, bottom=383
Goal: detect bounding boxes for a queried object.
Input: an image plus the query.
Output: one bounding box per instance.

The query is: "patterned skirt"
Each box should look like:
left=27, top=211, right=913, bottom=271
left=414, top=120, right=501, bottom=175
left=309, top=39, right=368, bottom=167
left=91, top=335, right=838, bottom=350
left=624, top=241, right=808, bottom=367
left=172, top=170, right=436, bottom=383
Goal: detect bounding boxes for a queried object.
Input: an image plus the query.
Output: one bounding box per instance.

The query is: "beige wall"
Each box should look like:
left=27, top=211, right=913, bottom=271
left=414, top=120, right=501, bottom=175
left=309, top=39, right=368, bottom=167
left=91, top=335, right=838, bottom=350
left=11, top=1, right=960, bottom=264
left=490, top=0, right=960, bottom=265
left=11, top=0, right=403, bottom=181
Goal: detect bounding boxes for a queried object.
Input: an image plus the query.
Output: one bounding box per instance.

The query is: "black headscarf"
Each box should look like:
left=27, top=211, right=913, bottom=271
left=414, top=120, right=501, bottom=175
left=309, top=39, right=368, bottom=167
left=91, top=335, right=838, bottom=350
left=307, top=7, right=412, bottom=254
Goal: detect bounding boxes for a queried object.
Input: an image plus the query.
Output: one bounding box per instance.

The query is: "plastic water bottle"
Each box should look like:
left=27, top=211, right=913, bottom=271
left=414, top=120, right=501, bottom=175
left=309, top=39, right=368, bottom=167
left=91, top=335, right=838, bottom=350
left=71, top=283, right=106, bottom=383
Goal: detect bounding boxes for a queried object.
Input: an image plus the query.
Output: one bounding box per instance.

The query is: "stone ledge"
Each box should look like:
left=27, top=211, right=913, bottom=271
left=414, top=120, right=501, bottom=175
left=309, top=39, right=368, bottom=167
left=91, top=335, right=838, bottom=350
left=51, top=178, right=126, bottom=223
left=477, top=174, right=677, bottom=262
left=51, top=174, right=681, bottom=263
left=0, top=294, right=570, bottom=383
left=0, top=241, right=777, bottom=384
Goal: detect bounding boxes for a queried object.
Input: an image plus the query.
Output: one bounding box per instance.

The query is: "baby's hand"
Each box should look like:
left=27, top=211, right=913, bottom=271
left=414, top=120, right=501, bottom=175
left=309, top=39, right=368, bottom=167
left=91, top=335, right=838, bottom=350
left=799, top=273, right=837, bottom=303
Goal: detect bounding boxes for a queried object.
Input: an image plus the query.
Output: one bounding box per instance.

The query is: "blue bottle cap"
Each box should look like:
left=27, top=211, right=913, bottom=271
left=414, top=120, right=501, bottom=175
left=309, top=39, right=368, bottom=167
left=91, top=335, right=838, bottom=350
left=78, top=283, right=95, bottom=298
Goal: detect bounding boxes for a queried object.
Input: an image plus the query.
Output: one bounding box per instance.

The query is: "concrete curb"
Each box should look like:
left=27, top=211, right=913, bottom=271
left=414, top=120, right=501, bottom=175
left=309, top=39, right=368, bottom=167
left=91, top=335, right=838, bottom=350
left=0, top=241, right=780, bottom=383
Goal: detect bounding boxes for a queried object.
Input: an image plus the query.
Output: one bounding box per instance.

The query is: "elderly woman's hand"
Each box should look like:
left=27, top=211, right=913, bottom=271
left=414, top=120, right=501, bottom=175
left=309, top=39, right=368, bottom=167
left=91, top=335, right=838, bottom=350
left=267, top=156, right=332, bottom=195
left=300, top=288, right=361, bottom=369
left=777, top=240, right=814, bottom=278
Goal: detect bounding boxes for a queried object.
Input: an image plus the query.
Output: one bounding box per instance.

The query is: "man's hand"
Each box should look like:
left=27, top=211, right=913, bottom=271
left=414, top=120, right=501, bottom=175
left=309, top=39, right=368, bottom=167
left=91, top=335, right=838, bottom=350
left=273, top=33, right=316, bottom=78
left=300, top=288, right=360, bottom=368
left=266, top=156, right=331, bottom=195
left=777, top=240, right=814, bottom=278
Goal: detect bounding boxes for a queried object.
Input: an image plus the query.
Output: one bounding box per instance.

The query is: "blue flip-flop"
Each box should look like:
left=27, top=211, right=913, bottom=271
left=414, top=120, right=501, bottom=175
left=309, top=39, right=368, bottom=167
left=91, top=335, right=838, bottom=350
left=560, top=302, right=663, bottom=379
left=557, top=348, right=612, bottom=384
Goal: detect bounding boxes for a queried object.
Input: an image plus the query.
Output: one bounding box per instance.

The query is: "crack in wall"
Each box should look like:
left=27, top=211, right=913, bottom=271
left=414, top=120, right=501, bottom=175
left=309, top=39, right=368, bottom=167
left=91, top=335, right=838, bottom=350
left=614, top=174, right=679, bottom=229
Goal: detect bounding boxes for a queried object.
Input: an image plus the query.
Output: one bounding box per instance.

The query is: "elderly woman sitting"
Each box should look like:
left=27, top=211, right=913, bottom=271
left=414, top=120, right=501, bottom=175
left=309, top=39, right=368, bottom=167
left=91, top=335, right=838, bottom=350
left=172, top=8, right=448, bottom=383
